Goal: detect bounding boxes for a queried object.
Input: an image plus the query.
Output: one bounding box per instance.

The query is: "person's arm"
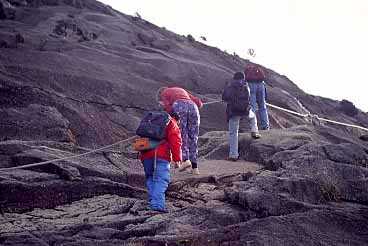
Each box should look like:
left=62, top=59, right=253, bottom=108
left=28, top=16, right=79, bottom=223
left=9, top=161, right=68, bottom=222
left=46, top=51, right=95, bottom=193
left=166, top=119, right=182, bottom=162
left=161, top=90, right=174, bottom=112
left=222, top=85, right=232, bottom=102
left=188, top=93, right=203, bottom=109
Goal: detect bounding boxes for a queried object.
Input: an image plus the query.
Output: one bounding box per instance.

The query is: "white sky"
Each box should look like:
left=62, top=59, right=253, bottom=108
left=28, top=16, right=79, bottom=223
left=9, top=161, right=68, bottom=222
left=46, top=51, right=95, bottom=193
left=99, top=0, right=368, bottom=112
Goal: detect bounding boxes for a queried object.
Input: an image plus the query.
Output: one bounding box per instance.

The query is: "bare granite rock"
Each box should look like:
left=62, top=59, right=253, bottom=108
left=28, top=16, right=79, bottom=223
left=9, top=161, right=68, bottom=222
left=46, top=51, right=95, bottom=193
left=1, top=1, right=368, bottom=245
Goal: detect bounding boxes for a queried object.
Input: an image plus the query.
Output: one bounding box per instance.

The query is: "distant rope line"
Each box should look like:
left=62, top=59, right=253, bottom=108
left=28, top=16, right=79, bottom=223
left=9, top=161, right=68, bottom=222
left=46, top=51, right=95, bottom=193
left=201, top=97, right=368, bottom=131
left=0, top=136, right=138, bottom=172
left=202, top=99, right=223, bottom=106
left=316, top=116, right=368, bottom=131
left=266, top=102, right=368, bottom=131
left=198, top=94, right=223, bottom=106
left=1, top=98, right=367, bottom=172
left=201, top=98, right=368, bottom=131
left=265, top=103, right=309, bottom=117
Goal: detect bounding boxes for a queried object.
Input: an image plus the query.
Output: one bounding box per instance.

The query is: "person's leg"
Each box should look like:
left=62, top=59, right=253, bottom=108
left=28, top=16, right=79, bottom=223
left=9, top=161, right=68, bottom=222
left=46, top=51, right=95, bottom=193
left=187, top=102, right=200, bottom=166
left=150, top=159, right=170, bottom=211
left=142, top=159, right=154, bottom=202
left=228, top=116, right=240, bottom=159
left=248, top=82, right=258, bottom=114
left=173, top=101, right=189, bottom=161
left=256, top=82, right=270, bottom=130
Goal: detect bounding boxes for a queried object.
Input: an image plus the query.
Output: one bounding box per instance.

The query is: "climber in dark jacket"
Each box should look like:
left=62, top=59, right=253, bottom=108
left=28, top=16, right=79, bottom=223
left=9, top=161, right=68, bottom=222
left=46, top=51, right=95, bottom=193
left=222, top=72, right=260, bottom=161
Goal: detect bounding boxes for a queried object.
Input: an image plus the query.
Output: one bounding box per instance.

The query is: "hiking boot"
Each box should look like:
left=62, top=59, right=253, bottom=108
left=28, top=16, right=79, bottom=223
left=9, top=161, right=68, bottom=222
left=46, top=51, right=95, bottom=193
left=178, top=160, right=191, bottom=172
left=191, top=168, right=200, bottom=175
left=226, top=157, right=238, bottom=162
left=251, top=132, right=261, bottom=139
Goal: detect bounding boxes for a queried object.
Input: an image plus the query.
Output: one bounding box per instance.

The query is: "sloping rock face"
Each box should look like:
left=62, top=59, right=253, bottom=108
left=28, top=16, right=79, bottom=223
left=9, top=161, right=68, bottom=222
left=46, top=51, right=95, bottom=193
left=1, top=126, right=368, bottom=245
left=1, top=1, right=368, bottom=246
left=1, top=0, right=367, bottom=147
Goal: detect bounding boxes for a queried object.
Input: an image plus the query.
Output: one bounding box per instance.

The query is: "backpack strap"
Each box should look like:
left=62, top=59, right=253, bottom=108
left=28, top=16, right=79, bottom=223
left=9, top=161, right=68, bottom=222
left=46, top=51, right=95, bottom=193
left=153, top=147, right=158, bottom=181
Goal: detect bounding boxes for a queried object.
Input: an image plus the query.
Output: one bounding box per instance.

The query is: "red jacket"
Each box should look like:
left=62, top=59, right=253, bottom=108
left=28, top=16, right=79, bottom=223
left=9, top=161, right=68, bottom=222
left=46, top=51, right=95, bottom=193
left=140, top=118, right=182, bottom=162
left=160, top=87, right=203, bottom=112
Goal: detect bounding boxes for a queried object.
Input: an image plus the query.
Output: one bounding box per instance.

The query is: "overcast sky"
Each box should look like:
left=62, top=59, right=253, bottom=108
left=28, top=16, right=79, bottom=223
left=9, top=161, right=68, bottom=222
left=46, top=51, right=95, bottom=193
left=99, top=0, right=368, bottom=112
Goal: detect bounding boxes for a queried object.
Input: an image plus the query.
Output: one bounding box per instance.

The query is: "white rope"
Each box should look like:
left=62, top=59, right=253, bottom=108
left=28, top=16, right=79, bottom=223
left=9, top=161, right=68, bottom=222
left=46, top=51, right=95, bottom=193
left=316, top=116, right=368, bottom=131
left=172, top=88, right=368, bottom=132
left=202, top=99, right=223, bottom=106
left=265, top=102, right=309, bottom=117
left=2, top=97, right=367, bottom=173
left=0, top=136, right=138, bottom=172
left=201, top=98, right=368, bottom=132
left=196, top=93, right=223, bottom=106
left=265, top=102, right=368, bottom=132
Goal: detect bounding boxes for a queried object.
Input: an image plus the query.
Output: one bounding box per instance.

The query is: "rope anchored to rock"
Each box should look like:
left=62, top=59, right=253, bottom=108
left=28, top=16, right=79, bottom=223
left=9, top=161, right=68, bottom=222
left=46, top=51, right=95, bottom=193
left=265, top=102, right=368, bottom=132
left=200, top=97, right=368, bottom=132
left=1, top=96, right=367, bottom=172
left=0, top=136, right=138, bottom=172
left=265, top=102, right=309, bottom=118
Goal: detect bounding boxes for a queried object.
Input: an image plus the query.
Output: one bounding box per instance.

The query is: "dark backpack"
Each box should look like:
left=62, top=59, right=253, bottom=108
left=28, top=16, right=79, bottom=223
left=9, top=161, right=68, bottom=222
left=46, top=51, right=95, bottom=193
left=136, top=111, right=171, bottom=140
left=134, top=111, right=171, bottom=152
left=245, top=64, right=265, bottom=82
left=229, top=83, right=250, bottom=115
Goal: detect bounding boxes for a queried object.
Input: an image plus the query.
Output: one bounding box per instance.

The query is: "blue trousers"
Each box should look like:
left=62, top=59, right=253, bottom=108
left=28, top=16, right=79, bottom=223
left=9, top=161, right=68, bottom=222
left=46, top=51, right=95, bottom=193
left=143, top=158, right=170, bottom=210
left=228, top=111, right=258, bottom=159
left=248, top=81, right=270, bottom=130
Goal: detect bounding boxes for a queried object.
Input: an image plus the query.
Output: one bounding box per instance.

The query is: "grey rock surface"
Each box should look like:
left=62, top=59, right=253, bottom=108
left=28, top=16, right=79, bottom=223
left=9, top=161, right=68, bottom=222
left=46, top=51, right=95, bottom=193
left=1, top=1, right=368, bottom=245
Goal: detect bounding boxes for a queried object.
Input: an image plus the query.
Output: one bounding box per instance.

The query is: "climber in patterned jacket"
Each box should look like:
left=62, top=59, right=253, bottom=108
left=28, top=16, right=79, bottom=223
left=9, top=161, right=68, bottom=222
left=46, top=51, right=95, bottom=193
left=156, top=86, right=203, bottom=175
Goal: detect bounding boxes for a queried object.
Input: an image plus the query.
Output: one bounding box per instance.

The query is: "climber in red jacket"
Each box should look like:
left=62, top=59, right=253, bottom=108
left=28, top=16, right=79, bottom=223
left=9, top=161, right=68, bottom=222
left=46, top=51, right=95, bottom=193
left=140, top=113, right=182, bottom=213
